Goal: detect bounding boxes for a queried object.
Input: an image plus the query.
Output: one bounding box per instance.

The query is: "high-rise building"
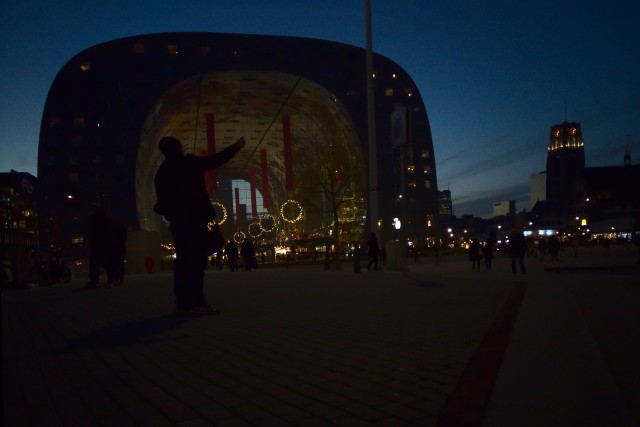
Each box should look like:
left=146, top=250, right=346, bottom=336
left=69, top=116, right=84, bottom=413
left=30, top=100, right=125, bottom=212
left=533, top=121, right=639, bottom=232
left=438, top=190, right=453, bottom=215
left=1, top=171, right=39, bottom=286
left=545, top=121, right=586, bottom=218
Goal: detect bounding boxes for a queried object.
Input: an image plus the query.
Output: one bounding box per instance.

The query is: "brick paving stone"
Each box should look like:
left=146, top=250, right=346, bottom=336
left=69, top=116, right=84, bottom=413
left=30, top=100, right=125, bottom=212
left=8, top=252, right=632, bottom=426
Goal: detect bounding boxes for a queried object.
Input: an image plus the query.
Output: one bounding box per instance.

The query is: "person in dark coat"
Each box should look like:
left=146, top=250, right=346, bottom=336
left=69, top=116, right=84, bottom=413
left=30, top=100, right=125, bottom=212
left=86, top=203, right=110, bottom=287
left=548, top=234, right=560, bottom=261
left=224, top=240, right=239, bottom=272
left=154, top=136, right=245, bottom=315
left=483, top=232, right=495, bottom=272
left=107, top=216, right=127, bottom=285
left=240, top=238, right=256, bottom=271
left=509, top=228, right=527, bottom=274
left=468, top=238, right=482, bottom=272
left=366, top=232, right=380, bottom=270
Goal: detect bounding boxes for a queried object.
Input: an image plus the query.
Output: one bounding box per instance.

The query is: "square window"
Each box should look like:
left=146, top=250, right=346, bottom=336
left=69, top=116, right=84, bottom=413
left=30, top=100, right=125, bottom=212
left=68, top=173, right=80, bottom=183
left=200, top=46, right=210, bottom=56
left=407, top=165, right=415, bottom=174
left=408, top=180, right=416, bottom=188
left=73, top=117, right=85, bottom=128
left=421, top=150, right=430, bottom=159
left=424, top=180, right=431, bottom=189
left=423, top=165, right=431, bottom=174
left=80, top=63, right=91, bottom=72
left=133, top=43, right=145, bottom=54
left=385, top=88, right=394, bottom=96
left=168, top=45, right=179, bottom=55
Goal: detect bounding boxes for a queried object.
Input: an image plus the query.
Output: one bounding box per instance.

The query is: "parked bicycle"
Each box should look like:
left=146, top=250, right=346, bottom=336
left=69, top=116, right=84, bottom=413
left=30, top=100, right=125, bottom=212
left=31, top=250, right=72, bottom=286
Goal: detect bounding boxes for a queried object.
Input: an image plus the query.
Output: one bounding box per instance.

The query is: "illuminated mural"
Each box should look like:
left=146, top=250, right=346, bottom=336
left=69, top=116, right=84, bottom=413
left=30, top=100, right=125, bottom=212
left=135, top=70, right=364, bottom=236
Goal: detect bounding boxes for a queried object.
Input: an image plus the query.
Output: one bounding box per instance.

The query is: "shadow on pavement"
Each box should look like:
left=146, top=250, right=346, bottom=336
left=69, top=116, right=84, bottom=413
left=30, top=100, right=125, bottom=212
left=61, top=313, right=193, bottom=351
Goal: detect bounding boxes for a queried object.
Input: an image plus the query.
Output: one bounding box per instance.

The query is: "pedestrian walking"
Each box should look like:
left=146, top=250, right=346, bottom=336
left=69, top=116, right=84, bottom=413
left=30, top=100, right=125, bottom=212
left=225, top=240, right=239, bottom=272
left=154, top=135, right=246, bottom=315
left=107, top=215, right=127, bottom=285
left=367, top=232, right=380, bottom=270
left=240, top=237, right=256, bottom=271
left=483, top=232, right=495, bottom=272
left=468, top=238, right=482, bottom=272
left=549, top=234, right=560, bottom=261
left=509, top=228, right=527, bottom=274
left=86, top=203, right=110, bottom=288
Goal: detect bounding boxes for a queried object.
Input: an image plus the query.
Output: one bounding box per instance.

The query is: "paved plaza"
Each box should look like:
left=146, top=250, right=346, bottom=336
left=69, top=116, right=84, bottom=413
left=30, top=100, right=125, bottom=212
left=3, top=245, right=639, bottom=426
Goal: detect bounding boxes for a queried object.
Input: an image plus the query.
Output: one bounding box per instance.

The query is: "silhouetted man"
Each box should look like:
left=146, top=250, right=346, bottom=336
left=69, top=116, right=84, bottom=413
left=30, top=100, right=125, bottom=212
left=509, top=228, right=527, bottom=274
left=367, top=232, right=380, bottom=270
left=154, top=136, right=245, bottom=315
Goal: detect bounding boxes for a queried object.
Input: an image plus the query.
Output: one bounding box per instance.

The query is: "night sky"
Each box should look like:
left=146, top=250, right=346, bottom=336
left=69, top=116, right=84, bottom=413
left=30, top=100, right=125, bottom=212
left=1, top=0, right=638, bottom=218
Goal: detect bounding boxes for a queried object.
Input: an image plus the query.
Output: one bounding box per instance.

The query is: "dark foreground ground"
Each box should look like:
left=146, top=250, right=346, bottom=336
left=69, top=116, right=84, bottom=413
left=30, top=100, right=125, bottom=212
left=3, top=245, right=639, bottom=426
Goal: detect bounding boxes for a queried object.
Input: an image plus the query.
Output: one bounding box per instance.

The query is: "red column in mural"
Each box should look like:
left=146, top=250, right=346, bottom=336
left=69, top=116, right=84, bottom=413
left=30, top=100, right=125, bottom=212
left=235, top=187, right=241, bottom=228
left=260, top=149, right=270, bottom=209
left=283, top=115, right=294, bottom=191
left=205, top=113, right=217, bottom=194
left=249, top=165, right=257, bottom=217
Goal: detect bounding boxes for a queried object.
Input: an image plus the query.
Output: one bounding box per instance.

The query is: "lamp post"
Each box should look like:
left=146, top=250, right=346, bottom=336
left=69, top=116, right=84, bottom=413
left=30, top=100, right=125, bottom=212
left=365, top=0, right=379, bottom=236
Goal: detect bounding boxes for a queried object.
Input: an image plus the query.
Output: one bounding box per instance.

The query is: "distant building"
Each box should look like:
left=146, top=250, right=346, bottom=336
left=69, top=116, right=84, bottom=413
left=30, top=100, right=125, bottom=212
left=532, top=121, right=640, bottom=233
left=438, top=190, right=453, bottom=215
left=1, top=171, right=39, bottom=287
left=493, top=200, right=515, bottom=218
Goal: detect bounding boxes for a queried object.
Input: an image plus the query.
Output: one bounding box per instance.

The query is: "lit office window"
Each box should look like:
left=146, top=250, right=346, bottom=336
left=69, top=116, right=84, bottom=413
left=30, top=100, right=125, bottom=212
left=49, top=117, right=60, bottom=128
left=73, top=117, right=85, bottom=128
left=168, top=45, right=179, bottom=55
left=424, top=180, right=431, bottom=189
left=68, top=173, right=80, bottom=183
left=80, top=63, right=91, bottom=72
left=423, top=165, right=431, bottom=174
left=421, top=150, right=430, bottom=159
left=408, top=180, right=417, bottom=188
left=385, top=88, right=394, bottom=96
left=407, top=165, right=415, bottom=174
left=133, top=43, right=145, bottom=54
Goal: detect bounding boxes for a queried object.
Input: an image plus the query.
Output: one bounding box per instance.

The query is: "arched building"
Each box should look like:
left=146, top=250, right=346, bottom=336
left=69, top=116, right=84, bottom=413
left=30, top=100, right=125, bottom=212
left=38, top=32, right=439, bottom=266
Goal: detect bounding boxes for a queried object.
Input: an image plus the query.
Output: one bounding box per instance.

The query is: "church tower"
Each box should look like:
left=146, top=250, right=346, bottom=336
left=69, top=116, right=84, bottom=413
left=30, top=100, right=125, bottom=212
left=546, top=121, right=586, bottom=219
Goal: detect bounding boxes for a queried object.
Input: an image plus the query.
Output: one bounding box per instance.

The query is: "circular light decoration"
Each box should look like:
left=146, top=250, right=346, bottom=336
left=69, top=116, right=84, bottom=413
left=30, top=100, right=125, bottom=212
left=248, top=222, right=262, bottom=238
left=207, top=201, right=228, bottom=230
left=280, top=199, right=303, bottom=223
left=233, top=231, right=246, bottom=244
left=259, top=213, right=277, bottom=233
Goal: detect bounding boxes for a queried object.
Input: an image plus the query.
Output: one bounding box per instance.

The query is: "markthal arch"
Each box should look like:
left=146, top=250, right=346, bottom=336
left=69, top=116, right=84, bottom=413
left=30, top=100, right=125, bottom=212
left=38, top=33, right=438, bottom=268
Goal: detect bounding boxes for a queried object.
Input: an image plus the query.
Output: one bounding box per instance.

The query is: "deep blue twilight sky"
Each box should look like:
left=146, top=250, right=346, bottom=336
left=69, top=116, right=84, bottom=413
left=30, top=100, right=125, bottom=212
left=1, top=0, right=639, bottom=218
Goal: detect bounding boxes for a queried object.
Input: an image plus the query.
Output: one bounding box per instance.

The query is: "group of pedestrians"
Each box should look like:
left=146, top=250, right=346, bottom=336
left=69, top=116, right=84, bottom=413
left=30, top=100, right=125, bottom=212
left=220, top=237, right=257, bottom=272
left=467, top=229, right=533, bottom=274
left=467, top=233, right=496, bottom=272
left=86, top=203, right=127, bottom=287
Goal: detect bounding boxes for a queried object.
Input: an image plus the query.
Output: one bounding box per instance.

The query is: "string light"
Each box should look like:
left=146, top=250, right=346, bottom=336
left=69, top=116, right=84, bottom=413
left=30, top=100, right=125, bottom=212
left=280, top=199, right=303, bottom=223
left=233, top=231, right=246, bottom=244
left=248, top=222, right=262, bottom=238
left=207, top=201, right=228, bottom=230
left=259, top=213, right=277, bottom=232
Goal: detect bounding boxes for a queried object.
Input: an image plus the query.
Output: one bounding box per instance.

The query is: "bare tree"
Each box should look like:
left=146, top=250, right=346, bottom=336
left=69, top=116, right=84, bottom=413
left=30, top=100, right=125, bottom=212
left=296, top=134, right=366, bottom=266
